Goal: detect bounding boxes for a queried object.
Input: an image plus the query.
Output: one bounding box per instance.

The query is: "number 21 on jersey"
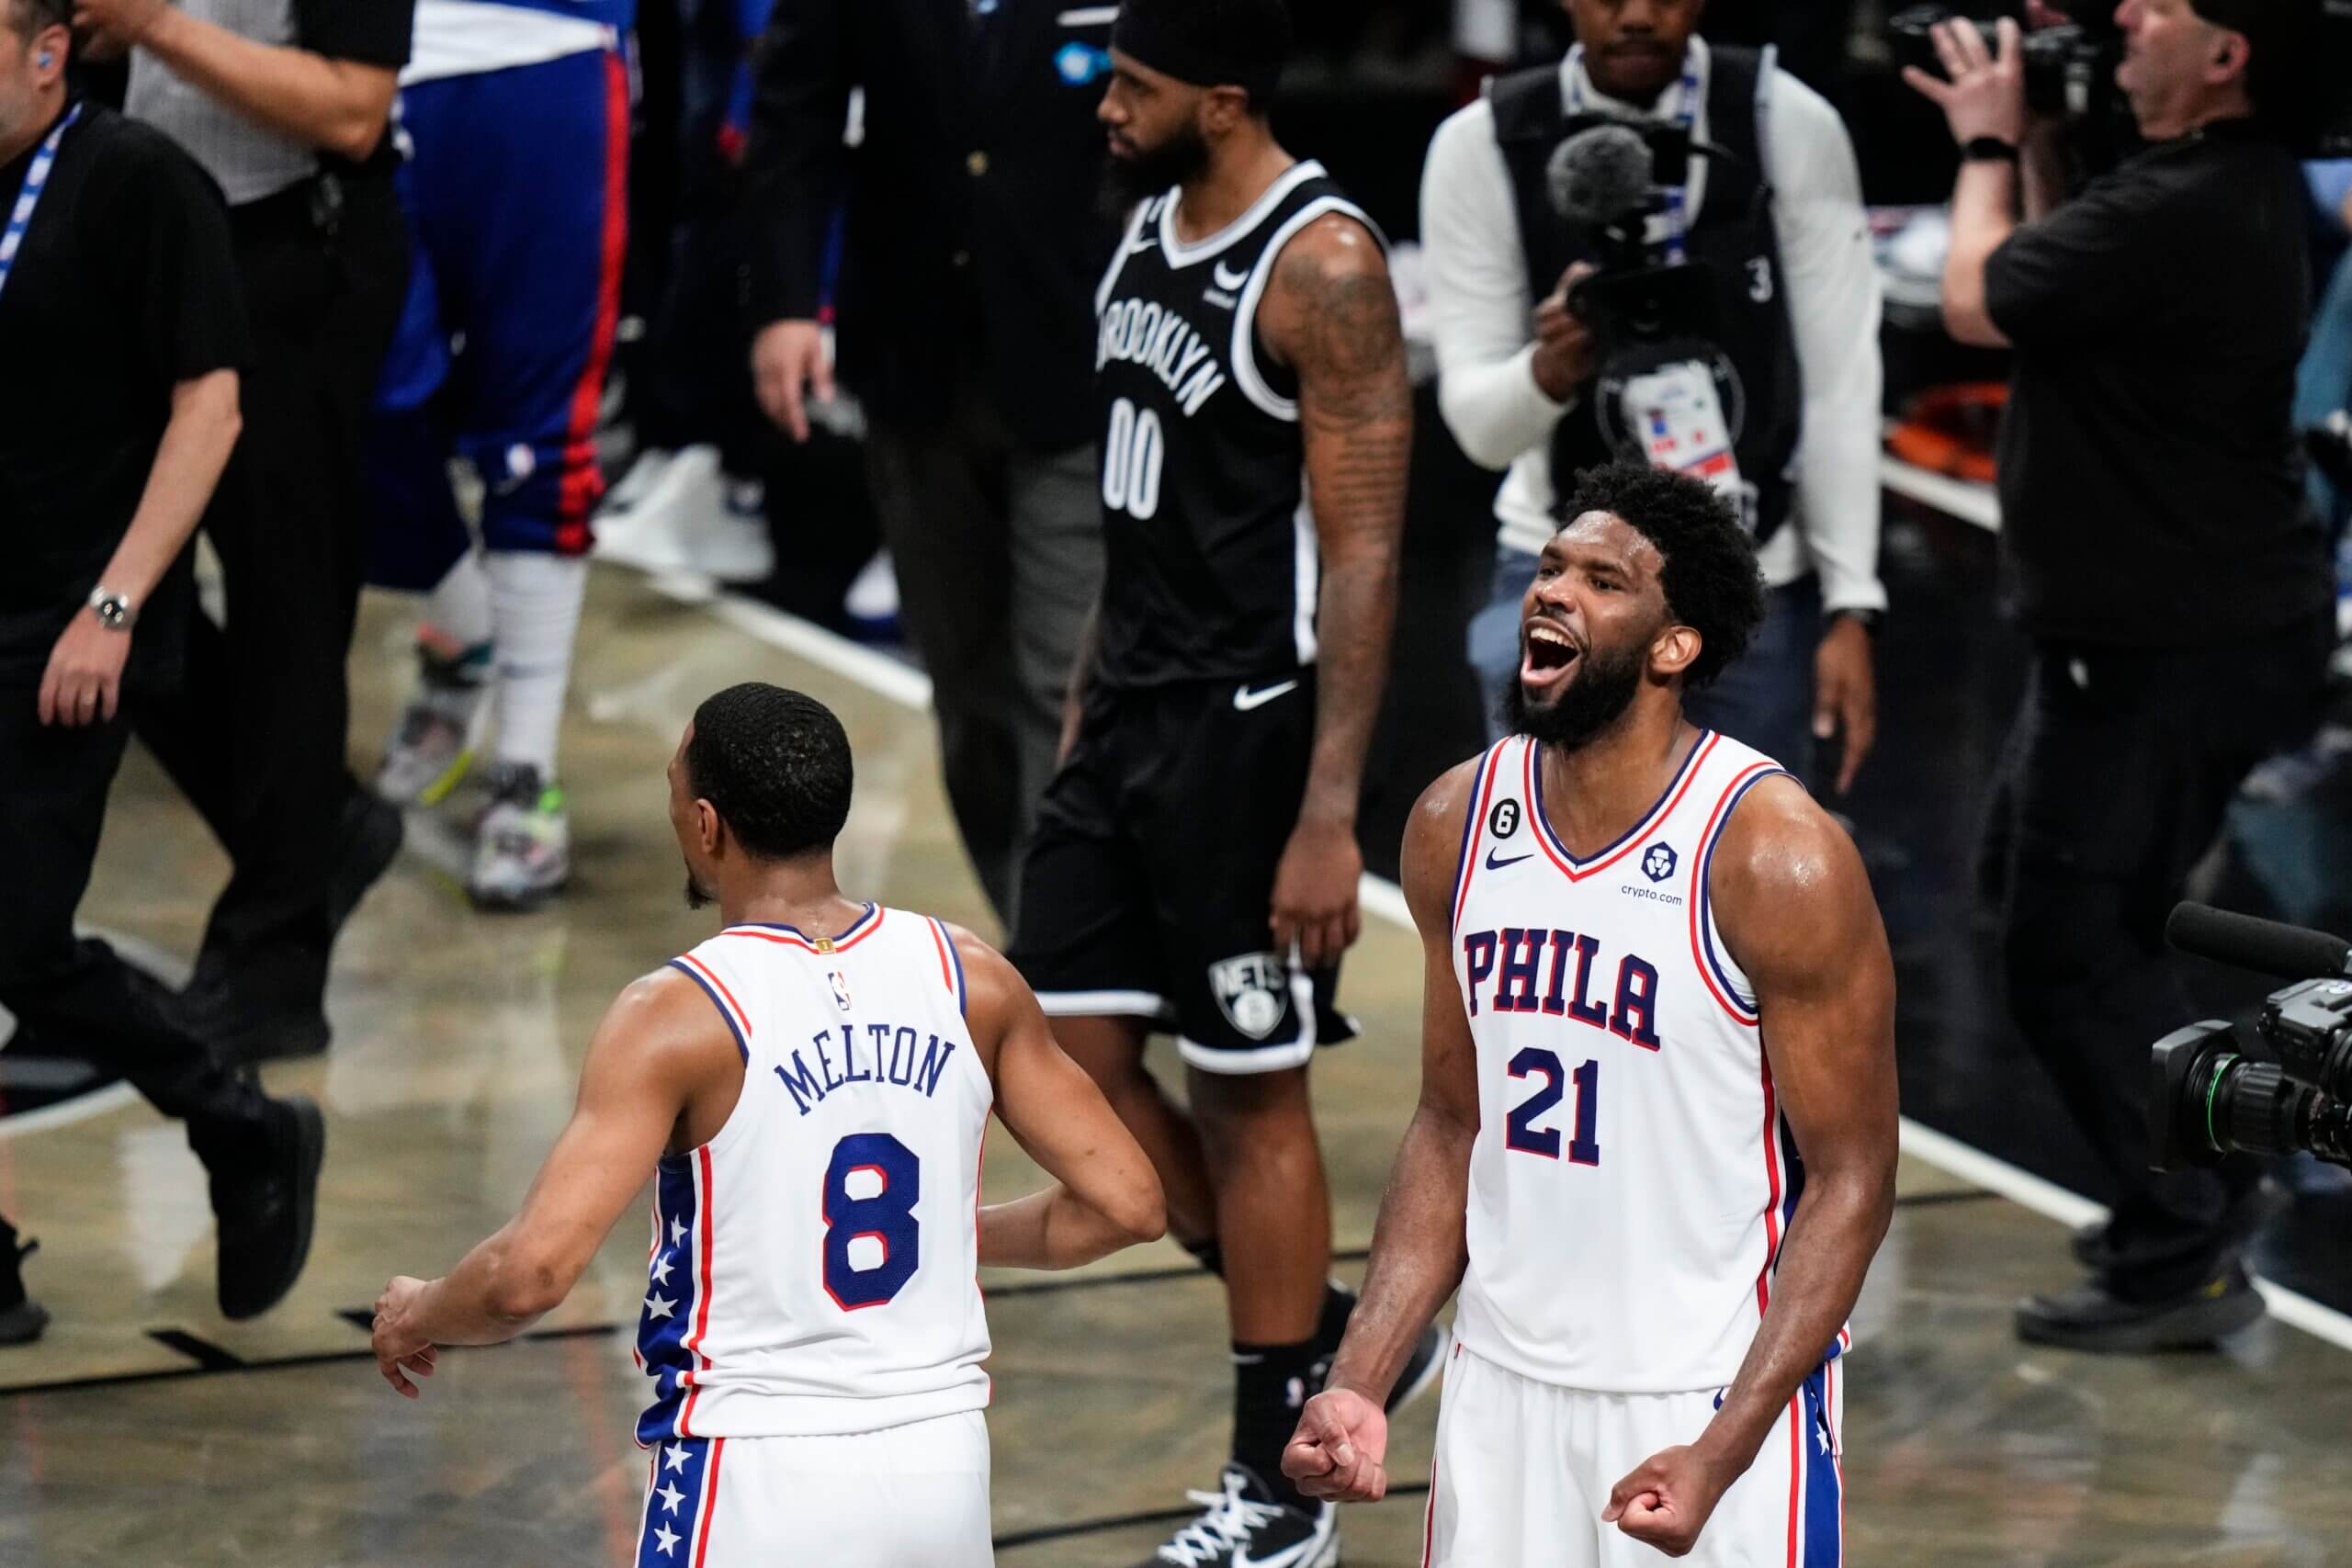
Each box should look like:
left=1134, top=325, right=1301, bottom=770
left=1506, top=1050, right=1600, bottom=1166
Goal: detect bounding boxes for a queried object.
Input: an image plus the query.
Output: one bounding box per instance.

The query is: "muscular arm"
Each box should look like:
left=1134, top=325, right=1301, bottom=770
left=960, top=932, right=1165, bottom=1269
left=1692, top=778, right=1897, bottom=1474
left=374, top=973, right=736, bottom=1383
left=1286, top=762, right=1484, bottom=1504
left=129, top=6, right=397, bottom=162
left=1256, top=213, right=1411, bottom=964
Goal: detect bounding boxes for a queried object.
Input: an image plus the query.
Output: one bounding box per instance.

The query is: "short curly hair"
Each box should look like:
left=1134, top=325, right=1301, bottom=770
left=1557, top=462, right=1766, bottom=691
left=684, top=683, right=854, bottom=862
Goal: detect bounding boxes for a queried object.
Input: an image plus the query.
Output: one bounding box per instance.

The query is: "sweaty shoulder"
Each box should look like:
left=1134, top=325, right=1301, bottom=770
left=1705, top=774, right=1872, bottom=968
left=1400, top=753, right=1492, bottom=936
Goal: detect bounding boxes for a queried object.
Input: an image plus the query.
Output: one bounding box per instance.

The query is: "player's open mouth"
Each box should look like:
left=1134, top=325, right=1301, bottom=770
left=1521, top=622, right=1580, bottom=696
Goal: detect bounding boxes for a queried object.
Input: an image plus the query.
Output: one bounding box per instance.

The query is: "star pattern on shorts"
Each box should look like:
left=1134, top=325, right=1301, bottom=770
left=645, top=1293, right=677, bottom=1321
left=657, top=1480, right=686, bottom=1515
left=652, top=1522, right=680, bottom=1557
left=670, top=1216, right=690, bottom=1247
left=1816, top=1420, right=1833, bottom=1455
left=663, top=1444, right=694, bottom=1475
left=650, top=1251, right=674, bottom=1286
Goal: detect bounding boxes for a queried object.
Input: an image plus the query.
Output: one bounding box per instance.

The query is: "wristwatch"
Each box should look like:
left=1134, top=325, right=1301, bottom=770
left=87, top=586, right=138, bottom=632
left=1962, top=136, right=2021, bottom=164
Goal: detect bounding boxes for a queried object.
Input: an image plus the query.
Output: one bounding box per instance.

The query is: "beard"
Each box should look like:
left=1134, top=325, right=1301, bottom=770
left=683, top=866, right=715, bottom=910
left=1099, top=123, right=1211, bottom=219
left=1502, top=638, right=1646, bottom=753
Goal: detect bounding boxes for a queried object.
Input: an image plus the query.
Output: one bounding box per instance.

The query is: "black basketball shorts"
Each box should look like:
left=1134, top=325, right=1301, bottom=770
left=1008, top=672, right=1356, bottom=1075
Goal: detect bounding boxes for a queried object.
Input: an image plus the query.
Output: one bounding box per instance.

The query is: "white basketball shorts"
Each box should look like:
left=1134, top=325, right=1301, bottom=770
left=633, top=1410, right=992, bottom=1567
left=1423, top=1341, right=1845, bottom=1568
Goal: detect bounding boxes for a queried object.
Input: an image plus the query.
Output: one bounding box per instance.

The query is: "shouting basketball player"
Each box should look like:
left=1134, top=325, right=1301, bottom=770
left=1004, top=1, right=1430, bottom=1562
left=370, top=683, right=1165, bottom=1565
left=1284, top=463, right=1897, bottom=1565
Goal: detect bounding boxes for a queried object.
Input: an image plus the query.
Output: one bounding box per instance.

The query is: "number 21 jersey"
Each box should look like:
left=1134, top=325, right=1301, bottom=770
left=1446, top=732, right=1851, bottom=1393
left=636, top=906, right=994, bottom=1443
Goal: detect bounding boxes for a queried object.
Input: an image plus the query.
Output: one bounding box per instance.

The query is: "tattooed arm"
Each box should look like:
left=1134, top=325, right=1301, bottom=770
left=1254, top=213, right=1411, bottom=968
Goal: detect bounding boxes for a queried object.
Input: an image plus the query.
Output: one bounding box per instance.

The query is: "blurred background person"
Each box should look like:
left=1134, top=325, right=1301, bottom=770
left=364, top=0, right=631, bottom=910
left=0, top=0, right=322, bottom=1337
left=741, top=0, right=1115, bottom=928
left=71, top=0, right=414, bottom=1065
left=1424, top=0, right=1888, bottom=794
left=1908, top=0, right=2331, bottom=1348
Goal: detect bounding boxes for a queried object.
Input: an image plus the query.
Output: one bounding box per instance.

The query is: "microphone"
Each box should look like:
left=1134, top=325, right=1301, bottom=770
left=1546, top=122, right=1655, bottom=226
left=2165, top=902, right=2352, bottom=980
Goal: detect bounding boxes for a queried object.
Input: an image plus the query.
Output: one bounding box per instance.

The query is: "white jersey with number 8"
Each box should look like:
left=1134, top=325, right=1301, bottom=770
left=634, top=904, right=993, bottom=1444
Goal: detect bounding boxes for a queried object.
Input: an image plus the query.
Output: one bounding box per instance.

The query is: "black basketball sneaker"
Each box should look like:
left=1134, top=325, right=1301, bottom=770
left=1138, top=1464, right=1337, bottom=1568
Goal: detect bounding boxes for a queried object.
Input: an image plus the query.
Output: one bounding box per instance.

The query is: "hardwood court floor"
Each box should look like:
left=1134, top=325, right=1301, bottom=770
left=5, top=569, right=2352, bottom=1565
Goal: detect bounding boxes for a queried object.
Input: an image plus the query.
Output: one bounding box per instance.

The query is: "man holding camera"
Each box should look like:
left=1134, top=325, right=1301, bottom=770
left=1910, top=0, right=2332, bottom=1349
left=1423, top=0, right=1887, bottom=793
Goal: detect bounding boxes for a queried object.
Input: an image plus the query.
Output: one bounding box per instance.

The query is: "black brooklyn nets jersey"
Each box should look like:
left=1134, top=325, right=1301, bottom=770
left=1090, top=160, right=1381, bottom=690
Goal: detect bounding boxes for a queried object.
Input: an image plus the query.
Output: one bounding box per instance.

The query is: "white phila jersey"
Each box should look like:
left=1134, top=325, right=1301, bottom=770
left=1446, top=731, right=1851, bottom=1394
left=634, top=904, right=995, bottom=1444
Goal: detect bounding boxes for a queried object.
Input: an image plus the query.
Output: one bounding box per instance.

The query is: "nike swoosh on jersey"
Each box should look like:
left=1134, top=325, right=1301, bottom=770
left=1214, top=259, right=1251, bottom=291
left=1233, top=680, right=1300, bottom=712
left=1486, top=849, right=1534, bottom=871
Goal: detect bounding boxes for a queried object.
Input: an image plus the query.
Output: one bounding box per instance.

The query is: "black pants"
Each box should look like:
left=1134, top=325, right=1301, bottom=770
left=129, top=178, right=411, bottom=1013
left=0, top=693, right=267, bottom=1166
left=1982, top=616, right=2332, bottom=1297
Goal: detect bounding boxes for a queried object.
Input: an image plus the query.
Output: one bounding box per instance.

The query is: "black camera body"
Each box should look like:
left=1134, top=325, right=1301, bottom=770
left=1890, top=1, right=2123, bottom=122
left=2150, top=907, right=2352, bottom=1172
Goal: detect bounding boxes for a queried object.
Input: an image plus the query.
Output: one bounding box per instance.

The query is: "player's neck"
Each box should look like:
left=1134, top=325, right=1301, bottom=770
left=1532, top=707, right=1702, bottom=858
left=716, top=856, right=865, bottom=937
left=1170, top=130, right=1295, bottom=245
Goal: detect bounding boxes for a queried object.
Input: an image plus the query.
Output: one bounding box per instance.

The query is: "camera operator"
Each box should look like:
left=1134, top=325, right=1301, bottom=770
left=1423, top=0, right=1888, bottom=791
left=1909, top=0, right=2333, bottom=1350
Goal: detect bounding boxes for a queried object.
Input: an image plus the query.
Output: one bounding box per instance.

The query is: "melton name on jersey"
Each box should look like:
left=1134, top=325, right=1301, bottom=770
left=1445, top=731, right=1852, bottom=1394
left=1090, top=159, right=1381, bottom=690
left=635, top=906, right=995, bottom=1444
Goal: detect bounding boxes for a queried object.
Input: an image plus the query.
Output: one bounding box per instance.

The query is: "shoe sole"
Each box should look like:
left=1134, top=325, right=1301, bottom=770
left=2016, top=1286, right=2267, bottom=1353
left=0, top=1299, right=49, bottom=1345
left=225, top=1099, right=326, bottom=1323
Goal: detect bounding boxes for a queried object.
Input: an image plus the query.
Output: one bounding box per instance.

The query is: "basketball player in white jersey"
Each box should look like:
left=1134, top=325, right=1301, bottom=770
left=1283, top=463, right=1897, bottom=1564
left=369, top=682, right=1166, bottom=1566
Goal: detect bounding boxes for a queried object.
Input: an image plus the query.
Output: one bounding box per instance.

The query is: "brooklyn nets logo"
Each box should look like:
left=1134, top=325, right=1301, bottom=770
left=1642, top=843, right=1679, bottom=884
left=1209, top=953, right=1288, bottom=1041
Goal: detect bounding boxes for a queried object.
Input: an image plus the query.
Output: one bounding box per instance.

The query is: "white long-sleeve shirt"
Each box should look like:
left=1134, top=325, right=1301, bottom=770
left=1420, top=39, right=1888, bottom=612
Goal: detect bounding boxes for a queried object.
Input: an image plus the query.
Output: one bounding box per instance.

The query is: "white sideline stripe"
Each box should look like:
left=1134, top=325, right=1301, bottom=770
left=0, top=1083, right=138, bottom=1144
left=643, top=572, right=2352, bottom=1358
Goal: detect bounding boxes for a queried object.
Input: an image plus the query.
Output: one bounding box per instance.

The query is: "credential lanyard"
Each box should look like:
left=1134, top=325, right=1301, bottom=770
left=1564, top=46, right=1702, bottom=265
left=0, top=102, right=81, bottom=307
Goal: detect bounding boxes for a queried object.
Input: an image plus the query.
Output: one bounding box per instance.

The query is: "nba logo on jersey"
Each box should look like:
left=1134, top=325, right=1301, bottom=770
left=829, top=970, right=853, bottom=1011
left=1209, top=953, right=1285, bottom=1040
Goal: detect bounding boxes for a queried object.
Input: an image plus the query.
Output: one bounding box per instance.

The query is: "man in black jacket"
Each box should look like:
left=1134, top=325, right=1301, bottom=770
left=742, top=0, right=1114, bottom=926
